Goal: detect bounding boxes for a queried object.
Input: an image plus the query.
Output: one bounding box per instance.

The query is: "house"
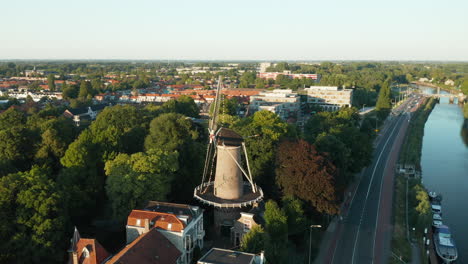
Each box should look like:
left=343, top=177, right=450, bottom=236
left=67, top=227, right=111, bottom=264
left=126, top=201, right=205, bottom=264
left=231, top=212, right=261, bottom=247
left=106, top=228, right=182, bottom=264
left=63, top=104, right=107, bottom=126
left=197, top=248, right=265, bottom=264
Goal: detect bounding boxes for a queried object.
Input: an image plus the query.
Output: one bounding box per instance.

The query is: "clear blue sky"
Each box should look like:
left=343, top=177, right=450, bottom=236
left=1, top=0, right=467, bottom=61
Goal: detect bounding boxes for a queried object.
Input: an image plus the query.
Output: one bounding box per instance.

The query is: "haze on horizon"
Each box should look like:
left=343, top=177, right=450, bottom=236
left=1, top=0, right=467, bottom=61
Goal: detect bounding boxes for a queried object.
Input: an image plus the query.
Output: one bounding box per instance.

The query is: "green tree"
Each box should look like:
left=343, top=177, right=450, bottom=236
left=231, top=110, right=289, bottom=189
left=0, top=166, right=67, bottom=263
left=105, top=149, right=178, bottom=219
left=282, top=195, right=306, bottom=235
left=160, top=95, right=200, bottom=118
left=145, top=113, right=204, bottom=201
left=47, top=74, right=56, bottom=92
left=264, top=200, right=288, bottom=264
left=145, top=113, right=198, bottom=152
left=461, top=79, right=468, bottom=95
left=375, top=79, right=392, bottom=119
left=62, top=83, right=79, bottom=99
left=78, top=80, right=93, bottom=99
left=240, top=225, right=266, bottom=254
left=0, top=108, right=26, bottom=130
left=255, top=78, right=266, bottom=89
left=0, top=127, right=34, bottom=168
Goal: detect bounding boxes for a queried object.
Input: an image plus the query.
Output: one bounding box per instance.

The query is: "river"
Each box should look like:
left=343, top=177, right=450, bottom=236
left=419, top=86, right=468, bottom=262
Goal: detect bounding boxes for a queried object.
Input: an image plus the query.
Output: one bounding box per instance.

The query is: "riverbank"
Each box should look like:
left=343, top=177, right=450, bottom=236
left=412, top=81, right=459, bottom=94
left=389, top=97, right=437, bottom=264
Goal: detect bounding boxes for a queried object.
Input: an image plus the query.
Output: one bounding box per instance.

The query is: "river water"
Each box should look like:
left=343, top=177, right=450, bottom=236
left=419, top=86, right=468, bottom=262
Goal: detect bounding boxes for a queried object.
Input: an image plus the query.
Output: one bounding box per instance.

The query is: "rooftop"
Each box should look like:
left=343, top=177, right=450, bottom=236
left=198, top=248, right=256, bottom=264
left=106, top=228, right=181, bottom=264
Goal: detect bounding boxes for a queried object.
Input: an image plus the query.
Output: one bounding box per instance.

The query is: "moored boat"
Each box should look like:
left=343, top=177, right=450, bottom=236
left=433, top=225, right=458, bottom=263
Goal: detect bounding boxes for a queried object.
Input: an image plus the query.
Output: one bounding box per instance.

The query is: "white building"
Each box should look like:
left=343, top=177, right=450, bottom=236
left=304, top=86, right=353, bottom=111
left=258, top=62, right=272, bottom=73
left=126, top=201, right=204, bottom=264
left=2, top=89, right=63, bottom=102
left=249, top=89, right=300, bottom=120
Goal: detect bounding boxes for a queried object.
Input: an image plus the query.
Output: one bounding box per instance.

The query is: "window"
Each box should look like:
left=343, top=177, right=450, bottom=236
left=136, top=219, right=141, bottom=226
left=243, top=220, right=251, bottom=232
left=167, top=223, right=172, bottom=230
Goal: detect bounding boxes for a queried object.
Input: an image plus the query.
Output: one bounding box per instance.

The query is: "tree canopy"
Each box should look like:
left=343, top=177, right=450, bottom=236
left=276, top=140, right=339, bottom=215
left=105, top=149, right=178, bottom=220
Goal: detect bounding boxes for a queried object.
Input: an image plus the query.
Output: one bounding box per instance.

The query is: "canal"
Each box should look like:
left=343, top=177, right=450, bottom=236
left=420, top=86, right=468, bottom=262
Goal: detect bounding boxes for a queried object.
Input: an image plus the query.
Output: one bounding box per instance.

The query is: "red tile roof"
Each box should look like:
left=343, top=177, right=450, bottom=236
left=74, top=238, right=110, bottom=264
left=127, top=210, right=185, bottom=232
left=106, top=228, right=181, bottom=264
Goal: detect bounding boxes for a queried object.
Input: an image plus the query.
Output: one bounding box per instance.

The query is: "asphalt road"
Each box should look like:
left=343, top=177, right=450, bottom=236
left=331, top=96, right=422, bottom=264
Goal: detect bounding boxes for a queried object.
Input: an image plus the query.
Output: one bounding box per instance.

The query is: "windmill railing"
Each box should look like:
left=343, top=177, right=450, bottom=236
left=193, top=181, right=263, bottom=208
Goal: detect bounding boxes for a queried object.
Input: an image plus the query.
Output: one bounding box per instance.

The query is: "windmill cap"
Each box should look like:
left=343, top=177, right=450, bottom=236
left=217, top=128, right=243, bottom=146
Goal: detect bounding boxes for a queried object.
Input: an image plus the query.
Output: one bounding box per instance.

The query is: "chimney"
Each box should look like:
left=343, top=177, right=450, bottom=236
left=260, top=251, right=265, bottom=264
left=144, top=218, right=150, bottom=233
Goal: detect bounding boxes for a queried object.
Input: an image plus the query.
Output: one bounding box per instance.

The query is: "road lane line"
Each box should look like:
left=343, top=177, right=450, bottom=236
left=351, top=116, right=402, bottom=264
left=371, top=116, right=406, bottom=263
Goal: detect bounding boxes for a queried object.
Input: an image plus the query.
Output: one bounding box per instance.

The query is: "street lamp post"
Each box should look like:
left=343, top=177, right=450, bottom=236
left=309, top=225, right=322, bottom=264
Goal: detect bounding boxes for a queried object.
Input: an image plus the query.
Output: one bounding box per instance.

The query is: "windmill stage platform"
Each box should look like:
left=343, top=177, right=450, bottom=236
left=194, top=181, right=263, bottom=208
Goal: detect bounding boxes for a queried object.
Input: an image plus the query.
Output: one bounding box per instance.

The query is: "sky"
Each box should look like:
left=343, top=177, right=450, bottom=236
left=1, top=0, right=467, bottom=61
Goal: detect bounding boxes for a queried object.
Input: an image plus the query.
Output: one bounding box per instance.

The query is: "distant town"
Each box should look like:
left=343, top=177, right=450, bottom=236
left=0, top=61, right=467, bottom=264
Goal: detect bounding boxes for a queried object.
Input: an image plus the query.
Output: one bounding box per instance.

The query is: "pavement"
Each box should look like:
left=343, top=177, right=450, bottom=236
left=314, top=94, right=425, bottom=264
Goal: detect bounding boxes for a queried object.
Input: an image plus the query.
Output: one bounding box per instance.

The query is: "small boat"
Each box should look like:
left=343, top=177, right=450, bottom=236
left=429, top=191, right=443, bottom=203
left=429, top=191, right=443, bottom=214
left=431, top=204, right=442, bottom=214
left=433, top=214, right=443, bottom=227
left=433, top=225, right=458, bottom=263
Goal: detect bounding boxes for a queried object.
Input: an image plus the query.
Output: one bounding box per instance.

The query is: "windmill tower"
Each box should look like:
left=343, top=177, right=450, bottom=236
left=194, top=76, right=263, bottom=234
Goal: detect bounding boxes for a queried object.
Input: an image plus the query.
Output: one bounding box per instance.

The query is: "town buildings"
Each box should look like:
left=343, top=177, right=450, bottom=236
left=63, top=104, right=107, bottom=126
left=304, top=86, right=353, bottom=111
left=249, top=89, right=300, bottom=120
left=257, top=71, right=319, bottom=80
left=126, top=201, right=204, bottom=264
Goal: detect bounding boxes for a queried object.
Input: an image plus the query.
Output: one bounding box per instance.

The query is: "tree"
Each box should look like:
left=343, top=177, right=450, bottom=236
left=35, top=117, right=76, bottom=166
left=160, top=95, right=200, bottom=118
left=144, top=113, right=204, bottom=201
left=62, top=83, right=79, bottom=99
left=414, top=185, right=430, bottom=215
left=255, top=78, right=266, bottom=89
left=0, top=167, right=67, bottom=263
left=47, top=74, right=56, bottom=92
left=276, top=140, right=339, bottom=215
left=461, top=79, right=468, bottom=95
left=0, top=127, right=34, bottom=168
left=145, top=113, right=198, bottom=152
left=240, top=225, right=266, bottom=254
left=231, top=110, right=289, bottom=189
left=375, top=79, right=392, bottom=119
left=263, top=200, right=288, bottom=264
left=0, top=108, right=26, bottom=130
left=105, top=149, right=178, bottom=220
left=78, top=80, right=93, bottom=99
left=282, top=195, right=306, bottom=235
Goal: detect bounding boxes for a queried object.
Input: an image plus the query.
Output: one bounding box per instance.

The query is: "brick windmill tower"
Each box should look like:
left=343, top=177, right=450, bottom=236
left=194, top=76, right=263, bottom=234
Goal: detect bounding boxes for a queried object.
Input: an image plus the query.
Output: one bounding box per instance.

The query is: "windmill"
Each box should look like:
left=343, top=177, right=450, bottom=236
left=194, top=76, right=263, bottom=233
